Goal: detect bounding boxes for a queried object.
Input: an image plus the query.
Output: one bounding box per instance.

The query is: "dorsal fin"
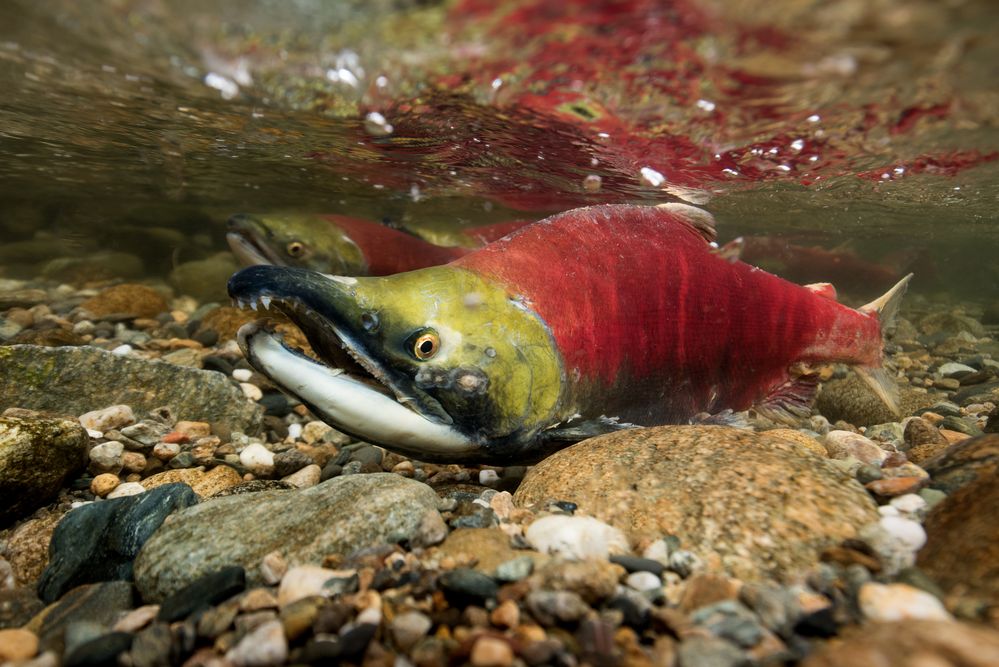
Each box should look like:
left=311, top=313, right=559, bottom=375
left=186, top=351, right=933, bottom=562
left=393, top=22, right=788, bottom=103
left=804, top=282, right=838, bottom=301
left=656, top=203, right=717, bottom=243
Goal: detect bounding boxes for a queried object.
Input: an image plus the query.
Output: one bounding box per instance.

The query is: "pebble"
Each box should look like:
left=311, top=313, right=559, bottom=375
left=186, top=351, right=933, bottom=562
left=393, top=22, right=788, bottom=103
left=286, top=422, right=303, bottom=440
left=888, top=493, right=927, bottom=516
left=78, top=405, right=135, bottom=433
left=111, top=344, right=132, bottom=355
left=857, top=582, right=951, bottom=622
left=239, top=442, right=275, bottom=476
left=90, top=473, right=120, bottom=497
left=823, top=430, right=888, bottom=465
left=106, top=481, right=146, bottom=498
left=439, top=568, right=498, bottom=601
left=88, top=441, right=124, bottom=474
left=282, top=463, right=321, bottom=488
left=470, top=636, right=514, bottom=667
left=112, top=605, right=160, bottom=633
left=157, top=565, right=246, bottom=622
left=494, top=555, right=535, bottom=582
left=389, top=611, right=433, bottom=651
left=524, top=514, right=629, bottom=560
left=301, top=421, right=333, bottom=444
left=226, top=619, right=288, bottom=666
left=525, top=590, right=591, bottom=625
left=239, top=382, right=263, bottom=401
left=0, top=628, right=39, bottom=661
left=232, top=368, right=253, bottom=382
left=278, top=565, right=344, bottom=607
left=626, top=570, right=662, bottom=592
left=260, top=551, right=288, bottom=586
left=151, top=442, right=180, bottom=460
left=490, top=599, right=520, bottom=628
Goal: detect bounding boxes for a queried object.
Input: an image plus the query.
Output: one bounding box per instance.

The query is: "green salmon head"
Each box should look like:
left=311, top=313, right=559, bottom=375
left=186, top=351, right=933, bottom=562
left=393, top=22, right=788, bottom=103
left=226, top=213, right=366, bottom=274
left=227, top=265, right=565, bottom=462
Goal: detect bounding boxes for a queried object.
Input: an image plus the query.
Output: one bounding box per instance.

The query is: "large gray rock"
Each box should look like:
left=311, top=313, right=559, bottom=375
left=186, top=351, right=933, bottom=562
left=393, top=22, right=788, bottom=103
left=0, top=416, right=89, bottom=525
left=514, top=426, right=879, bottom=582
left=37, top=483, right=199, bottom=603
left=0, top=345, right=262, bottom=434
left=134, top=473, right=446, bottom=601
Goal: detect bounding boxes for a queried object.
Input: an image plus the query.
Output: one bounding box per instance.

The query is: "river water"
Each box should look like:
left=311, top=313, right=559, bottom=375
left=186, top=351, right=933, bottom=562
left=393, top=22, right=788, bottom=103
left=1, top=0, right=998, bottom=298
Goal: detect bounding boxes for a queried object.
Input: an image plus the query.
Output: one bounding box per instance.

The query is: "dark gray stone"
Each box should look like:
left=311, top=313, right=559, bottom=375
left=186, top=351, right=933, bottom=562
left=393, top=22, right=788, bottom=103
left=0, top=416, right=89, bottom=525
left=0, top=345, right=262, bottom=434
left=134, top=474, right=446, bottom=601
left=439, top=568, right=498, bottom=602
left=64, top=631, right=135, bottom=667
left=273, top=448, right=314, bottom=477
left=156, top=566, right=246, bottom=622
left=31, top=581, right=135, bottom=655
left=37, top=483, right=199, bottom=603
left=610, top=555, right=666, bottom=576
left=130, top=622, right=174, bottom=667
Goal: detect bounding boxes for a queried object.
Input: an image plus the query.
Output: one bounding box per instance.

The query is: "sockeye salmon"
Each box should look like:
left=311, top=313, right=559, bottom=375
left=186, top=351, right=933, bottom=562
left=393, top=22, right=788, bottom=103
left=226, top=212, right=529, bottom=276
left=227, top=204, right=909, bottom=463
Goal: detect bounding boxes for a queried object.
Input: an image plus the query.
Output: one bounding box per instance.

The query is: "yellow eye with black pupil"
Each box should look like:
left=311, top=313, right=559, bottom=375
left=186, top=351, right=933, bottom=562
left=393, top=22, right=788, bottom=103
left=413, top=332, right=439, bottom=360
left=286, top=241, right=306, bottom=257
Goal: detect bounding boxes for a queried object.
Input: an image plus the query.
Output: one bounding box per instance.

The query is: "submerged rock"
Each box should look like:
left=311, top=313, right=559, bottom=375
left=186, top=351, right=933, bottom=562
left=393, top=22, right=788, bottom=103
left=169, top=252, right=238, bottom=303
left=79, top=284, right=168, bottom=320
left=918, top=469, right=999, bottom=615
left=816, top=373, right=937, bottom=427
left=37, top=483, right=199, bottom=603
left=514, top=426, right=878, bottom=581
left=0, top=416, right=89, bottom=525
left=802, top=619, right=999, bottom=667
left=0, top=345, right=263, bottom=434
left=922, top=433, right=999, bottom=494
left=25, top=580, right=135, bottom=655
left=134, top=473, right=446, bottom=601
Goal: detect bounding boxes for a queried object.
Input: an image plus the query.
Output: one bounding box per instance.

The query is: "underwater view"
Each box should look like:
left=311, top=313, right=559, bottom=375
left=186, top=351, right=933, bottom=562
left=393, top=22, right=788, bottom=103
left=1, top=0, right=998, bottom=664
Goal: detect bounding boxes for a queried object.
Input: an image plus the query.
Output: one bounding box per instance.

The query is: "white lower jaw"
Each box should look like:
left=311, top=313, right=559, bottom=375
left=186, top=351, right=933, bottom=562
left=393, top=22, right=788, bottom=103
left=241, top=326, right=477, bottom=456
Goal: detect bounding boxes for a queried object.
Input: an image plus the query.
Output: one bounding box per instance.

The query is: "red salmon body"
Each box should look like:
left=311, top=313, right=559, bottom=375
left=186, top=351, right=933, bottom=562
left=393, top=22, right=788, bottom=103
left=320, top=215, right=468, bottom=274
left=456, top=204, right=884, bottom=423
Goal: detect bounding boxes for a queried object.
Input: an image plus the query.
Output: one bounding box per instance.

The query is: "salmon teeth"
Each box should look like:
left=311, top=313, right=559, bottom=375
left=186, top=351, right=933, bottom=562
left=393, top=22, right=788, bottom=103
left=261, top=296, right=272, bottom=310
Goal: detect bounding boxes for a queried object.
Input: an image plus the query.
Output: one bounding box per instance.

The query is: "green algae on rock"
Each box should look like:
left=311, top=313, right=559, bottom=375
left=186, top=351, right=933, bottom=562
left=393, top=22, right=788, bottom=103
left=0, top=416, right=89, bottom=525
left=513, top=426, right=879, bottom=582
left=0, top=345, right=263, bottom=435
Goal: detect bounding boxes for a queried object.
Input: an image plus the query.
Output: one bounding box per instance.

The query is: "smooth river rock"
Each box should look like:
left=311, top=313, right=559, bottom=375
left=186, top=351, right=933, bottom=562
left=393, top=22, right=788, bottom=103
left=0, top=416, right=89, bottom=525
left=0, top=345, right=263, bottom=434
left=134, top=473, right=446, bottom=601
left=513, top=426, right=879, bottom=581
left=37, top=483, right=199, bottom=603
left=922, top=433, right=999, bottom=494
left=918, top=469, right=999, bottom=613
left=802, top=619, right=999, bottom=667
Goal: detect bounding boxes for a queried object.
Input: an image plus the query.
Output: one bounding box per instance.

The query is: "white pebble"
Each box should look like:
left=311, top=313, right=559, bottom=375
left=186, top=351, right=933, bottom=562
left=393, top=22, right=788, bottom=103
left=226, top=619, right=288, bottom=666
left=880, top=515, right=927, bottom=551
left=889, top=493, right=927, bottom=516
left=239, top=443, right=274, bottom=476
left=233, top=368, right=253, bottom=382
left=858, top=582, right=951, bottom=622
left=525, top=515, right=629, bottom=560
left=626, top=571, right=662, bottom=592
left=260, top=551, right=288, bottom=586
left=286, top=423, right=303, bottom=440
left=357, top=604, right=382, bottom=625
left=240, top=382, right=263, bottom=401
left=878, top=505, right=900, bottom=517
left=107, top=482, right=146, bottom=499
left=111, top=344, right=132, bottom=356
left=478, top=469, right=500, bottom=485
left=823, top=430, right=888, bottom=466
left=642, top=539, right=671, bottom=564
left=86, top=429, right=103, bottom=439
left=79, top=404, right=136, bottom=432
left=277, top=565, right=340, bottom=607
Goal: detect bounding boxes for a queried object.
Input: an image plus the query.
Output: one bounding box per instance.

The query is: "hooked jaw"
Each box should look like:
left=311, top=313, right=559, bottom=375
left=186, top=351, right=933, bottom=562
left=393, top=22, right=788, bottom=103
left=227, top=265, right=477, bottom=458
left=226, top=214, right=281, bottom=267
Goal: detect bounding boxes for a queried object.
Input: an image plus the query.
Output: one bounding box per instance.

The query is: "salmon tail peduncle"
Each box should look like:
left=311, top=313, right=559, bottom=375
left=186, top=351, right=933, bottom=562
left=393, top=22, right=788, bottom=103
left=854, top=273, right=914, bottom=416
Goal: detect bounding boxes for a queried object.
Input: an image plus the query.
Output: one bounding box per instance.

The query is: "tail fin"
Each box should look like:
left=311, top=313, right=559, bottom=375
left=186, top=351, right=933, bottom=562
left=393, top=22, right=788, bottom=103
left=854, top=274, right=913, bottom=416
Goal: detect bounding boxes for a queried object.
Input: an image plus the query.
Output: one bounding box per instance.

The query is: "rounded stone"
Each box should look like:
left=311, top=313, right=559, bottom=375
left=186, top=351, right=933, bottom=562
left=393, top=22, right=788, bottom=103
left=0, top=416, right=89, bottom=524
left=470, top=636, right=514, bottom=667
left=922, top=433, right=998, bottom=494
left=0, top=628, right=39, bottom=661
left=918, top=469, right=999, bottom=611
left=90, top=473, right=120, bottom=497
left=78, top=405, right=136, bottom=433
left=80, top=284, right=168, bottom=319
left=857, top=582, right=950, bottom=622
left=514, top=426, right=879, bottom=581
left=141, top=465, right=242, bottom=498
left=389, top=611, right=433, bottom=651
left=88, top=440, right=125, bottom=474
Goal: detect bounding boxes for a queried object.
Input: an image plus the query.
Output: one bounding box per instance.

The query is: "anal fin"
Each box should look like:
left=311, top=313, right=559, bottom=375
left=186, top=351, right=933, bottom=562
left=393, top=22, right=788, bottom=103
left=754, top=374, right=821, bottom=425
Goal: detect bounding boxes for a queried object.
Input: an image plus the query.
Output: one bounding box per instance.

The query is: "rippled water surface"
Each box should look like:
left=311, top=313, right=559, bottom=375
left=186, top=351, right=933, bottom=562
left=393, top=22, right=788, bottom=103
left=2, top=0, right=998, bottom=296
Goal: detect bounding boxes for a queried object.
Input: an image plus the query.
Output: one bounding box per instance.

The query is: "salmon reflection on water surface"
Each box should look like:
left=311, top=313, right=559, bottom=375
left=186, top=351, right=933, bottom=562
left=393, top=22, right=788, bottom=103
left=228, top=204, right=909, bottom=463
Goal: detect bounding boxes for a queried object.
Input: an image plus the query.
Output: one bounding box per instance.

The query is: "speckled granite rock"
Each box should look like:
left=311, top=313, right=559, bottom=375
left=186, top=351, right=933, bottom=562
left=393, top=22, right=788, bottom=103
left=37, top=483, right=199, bottom=603
left=816, top=373, right=937, bottom=427
left=922, top=434, right=999, bottom=494
left=918, top=470, right=999, bottom=614
left=514, top=426, right=878, bottom=581
left=134, top=473, right=446, bottom=601
left=802, top=620, right=999, bottom=667
left=79, top=284, right=167, bottom=319
left=0, top=416, right=89, bottom=525
left=0, top=345, right=263, bottom=434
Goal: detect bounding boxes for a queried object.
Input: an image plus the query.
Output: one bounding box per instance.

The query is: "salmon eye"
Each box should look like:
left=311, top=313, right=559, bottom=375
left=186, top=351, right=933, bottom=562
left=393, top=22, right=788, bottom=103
left=286, top=241, right=306, bottom=258
left=412, top=332, right=440, bottom=360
